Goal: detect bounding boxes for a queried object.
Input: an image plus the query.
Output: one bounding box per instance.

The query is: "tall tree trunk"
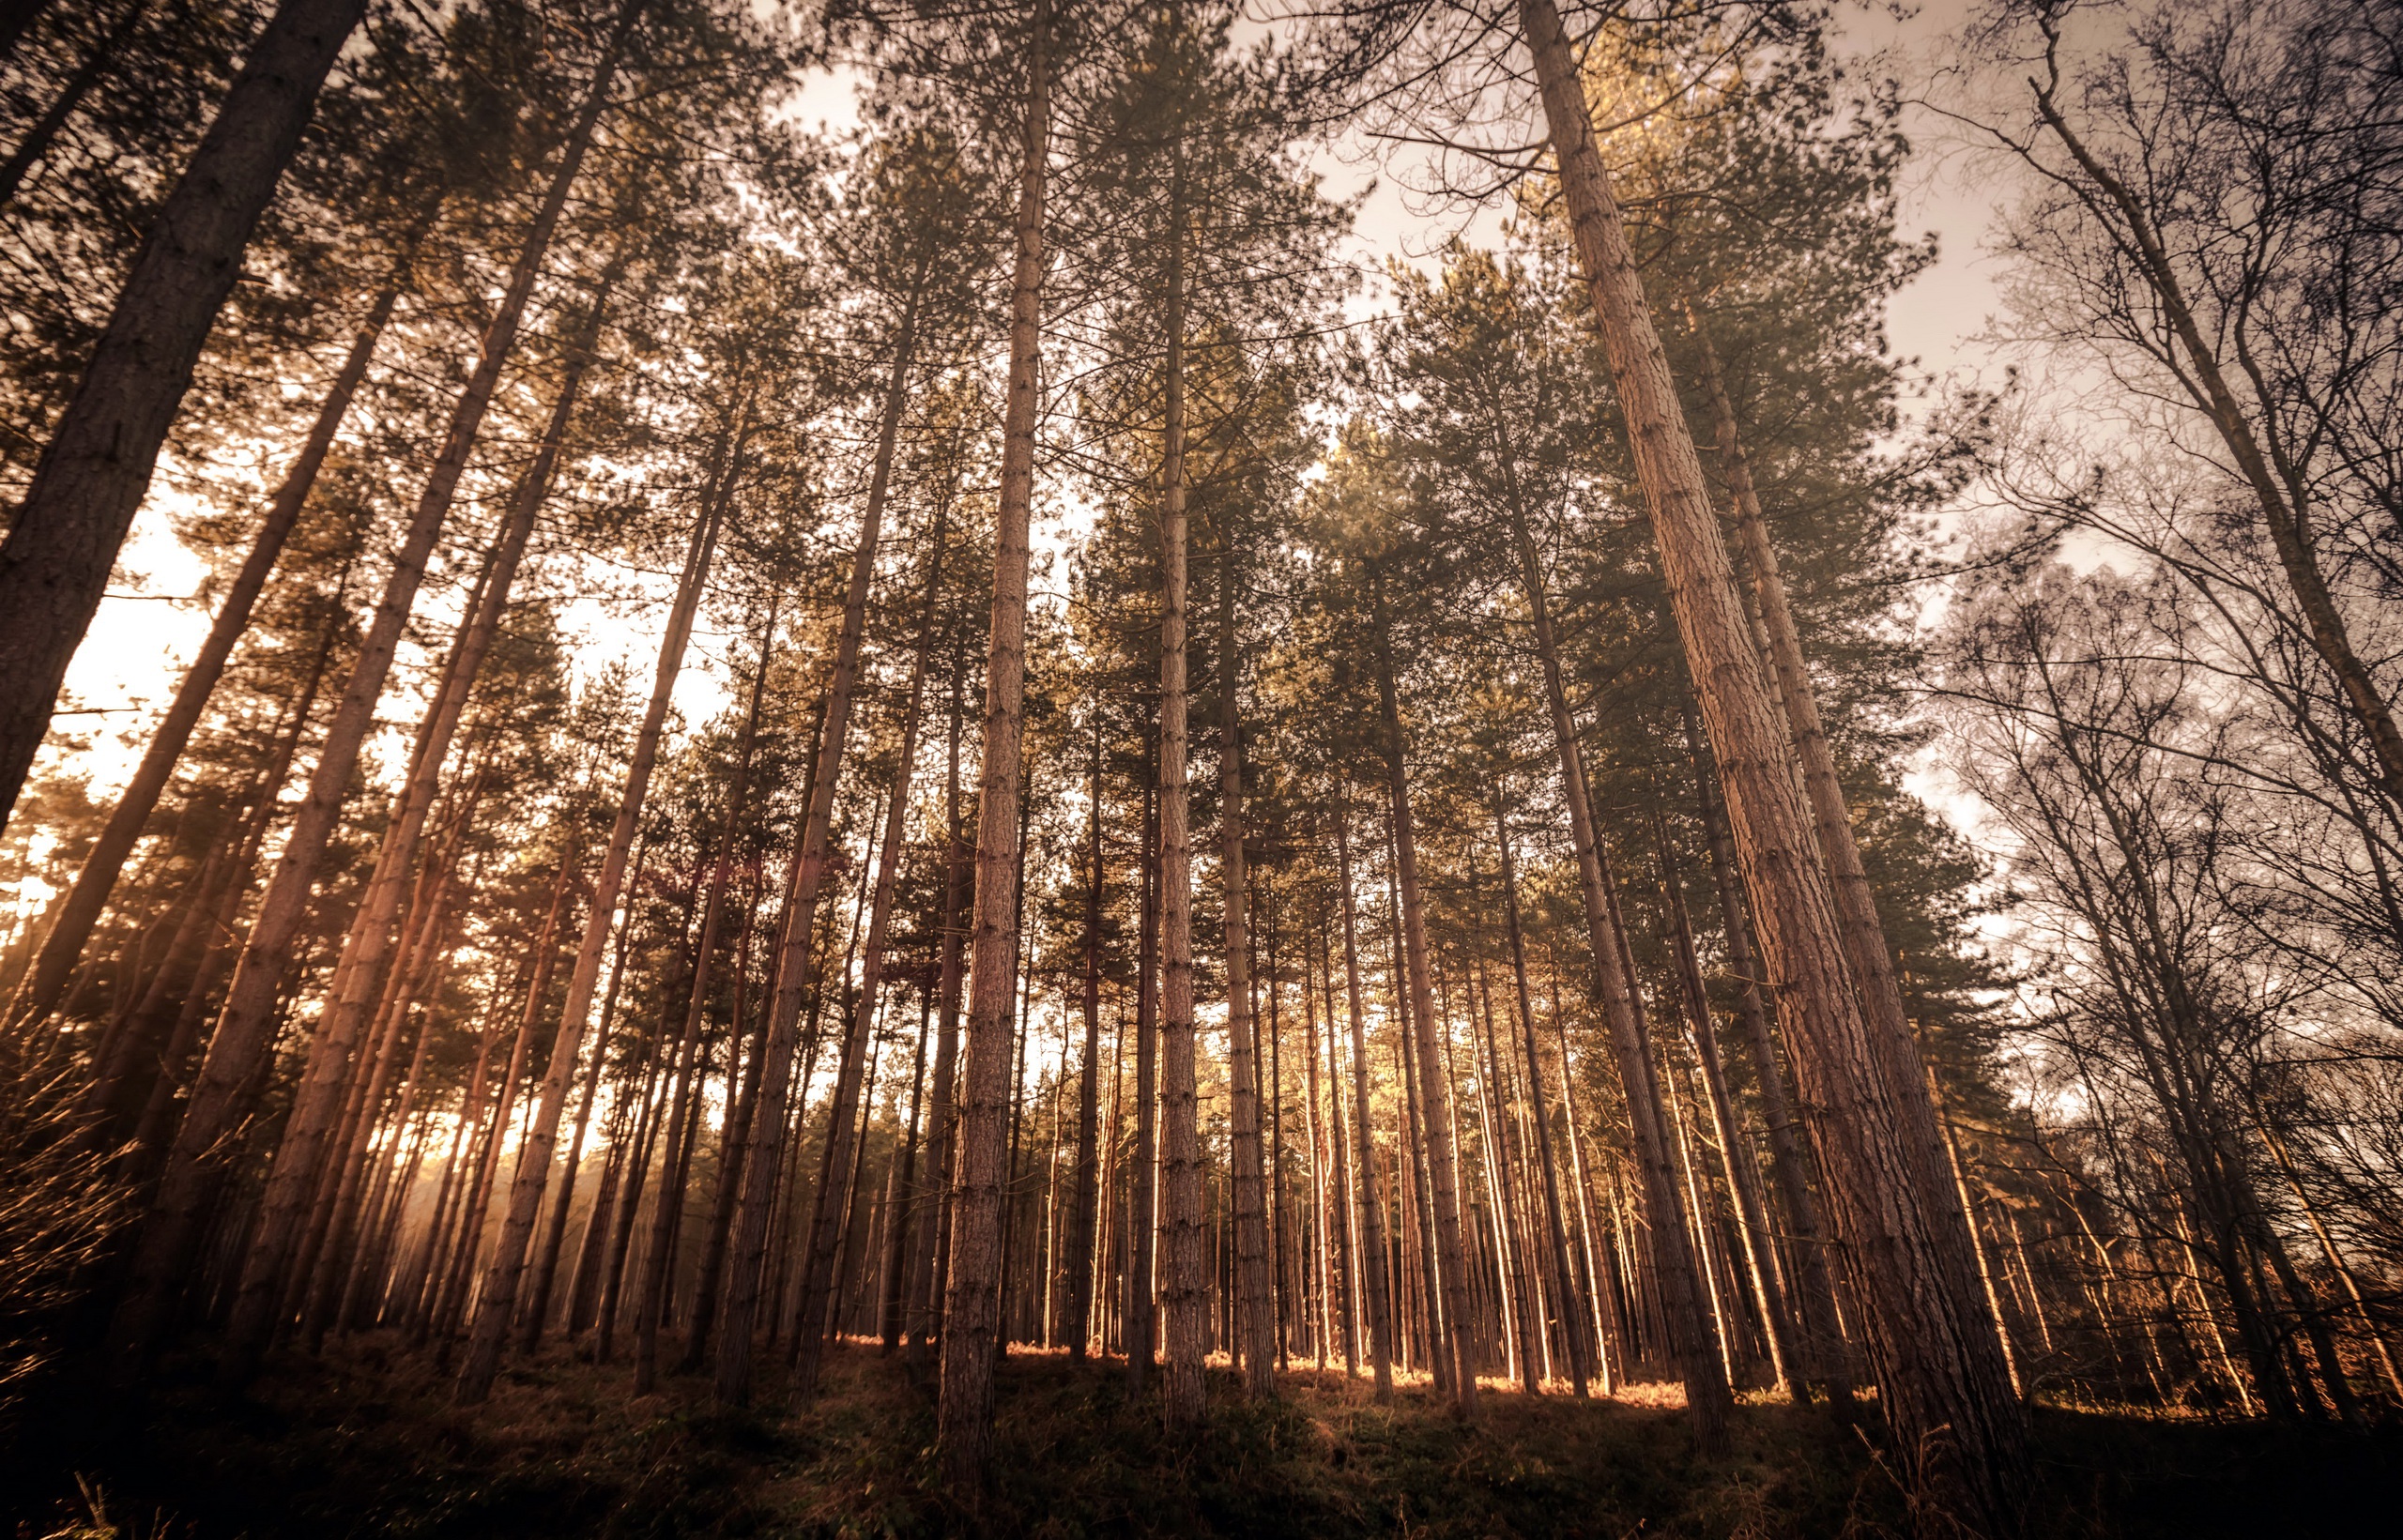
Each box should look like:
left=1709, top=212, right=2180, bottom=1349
left=1467, top=939, right=1539, bottom=1394
left=934, top=0, right=1048, bottom=1483
left=294, top=772, right=480, bottom=1343
left=5, top=269, right=406, bottom=1032
left=1690, top=320, right=1997, bottom=1360
left=1065, top=714, right=1104, bottom=1359
left=523, top=852, right=645, bottom=1350
left=1364, top=586, right=1478, bottom=1415
left=1654, top=812, right=1798, bottom=1395
left=0, top=0, right=370, bottom=831
left=880, top=992, right=931, bottom=1353
left=906, top=661, right=970, bottom=1370
left=1518, top=2, right=2027, bottom=1518
left=105, top=8, right=638, bottom=1366
left=674, top=627, right=779, bottom=1373
left=1681, top=693, right=1851, bottom=1405
left=632, top=857, right=727, bottom=1394
left=1217, top=569, right=1276, bottom=1397
left=1492, top=807, right=1589, bottom=1395
left=1492, top=381, right=1726, bottom=1439
left=789, top=454, right=951, bottom=1395
left=1125, top=770, right=1160, bottom=1388
left=456, top=434, right=727, bottom=1404
left=1150, top=148, right=1209, bottom=1430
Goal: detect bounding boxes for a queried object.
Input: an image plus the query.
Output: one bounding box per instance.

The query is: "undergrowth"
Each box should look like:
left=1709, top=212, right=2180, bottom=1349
left=1, top=1338, right=2388, bottom=1537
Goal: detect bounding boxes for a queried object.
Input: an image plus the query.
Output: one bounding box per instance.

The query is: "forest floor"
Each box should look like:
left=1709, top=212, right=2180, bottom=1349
left=4, top=1335, right=2392, bottom=1538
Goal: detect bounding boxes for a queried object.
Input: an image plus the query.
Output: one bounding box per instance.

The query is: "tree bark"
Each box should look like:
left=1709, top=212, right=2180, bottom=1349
left=1125, top=768, right=1160, bottom=1388
left=718, top=261, right=931, bottom=1415
left=1331, top=881, right=1385, bottom=1389
left=1490, top=358, right=1726, bottom=1438
left=1065, top=714, right=1104, bottom=1358
left=1150, top=148, right=1210, bottom=1430
left=1654, top=812, right=1798, bottom=1395
left=1681, top=692, right=1851, bottom=1405
left=0, top=0, right=369, bottom=831
left=934, top=0, right=1048, bottom=1483
left=906, top=659, right=970, bottom=1370
left=1518, top=1, right=2027, bottom=1518
left=1217, top=568, right=1276, bottom=1397
left=1493, top=808, right=1590, bottom=1395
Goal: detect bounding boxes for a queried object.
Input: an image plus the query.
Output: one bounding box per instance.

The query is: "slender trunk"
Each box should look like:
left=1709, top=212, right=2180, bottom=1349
left=1491, top=388, right=1726, bottom=1438
left=1654, top=814, right=1798, bottom=1395
left=720, top=271, right=931, bottom=1413
left=1125, top=770, right=1160, bottom=1388
left=594, top=1006, right=673, bottom=1361
left=1364, top=586, right=1478, bottom=1415
left=880, top=992, right=931, bottom=1353
left=790, top=470, right=951, bottom=1394
left=2254, top=1108, right=2403, bottom=1401
left=1493, top=809, right=1589, bottom=1395
left=1217, top=569, right=1275, bottom=1396
left=1065, top=716, right=1104, bottom=1358
left=1690, top=321, right=2000, bottom=1383
left=295, top=799, right=475, bottom=1350
left=1681, top=693, right=1850, bottom=1404
left=1304, top=911, right=1335, bottom=1370
left=1517, top=2, right=2022, bottom=1513
left=674, top=628, right=779, bottom=1372
left=1468, top=940, right=1539, bottom=1393
left=457, top=425, right=727, bottom=1404
left=109, top=10, right=638, bottom=1366
left=907, top=662, right=970, bottom=1368
left=0, top=0, right=372, bottom=829
left=523, top=827, right=647, bottom=1350
left=1151, top=151, right=1210, bottom=1429
left=934, top=0, right=1048, bottom=1481
left=633, top=892, right=721, bottom=1394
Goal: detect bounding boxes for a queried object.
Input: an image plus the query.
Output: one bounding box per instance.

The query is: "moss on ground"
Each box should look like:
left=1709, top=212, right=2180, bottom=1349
left=2, top=1339, right=2389, bottom=1537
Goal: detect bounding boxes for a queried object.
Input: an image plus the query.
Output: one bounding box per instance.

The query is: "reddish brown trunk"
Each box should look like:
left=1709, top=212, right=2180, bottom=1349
left=935, top=0, right=1048, bottom=1482
left=1217, top=572, right=1276, bottom=1396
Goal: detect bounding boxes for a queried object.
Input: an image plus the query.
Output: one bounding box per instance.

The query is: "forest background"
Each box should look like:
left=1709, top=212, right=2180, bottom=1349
left=0, top=0, right=2395, bottom=1534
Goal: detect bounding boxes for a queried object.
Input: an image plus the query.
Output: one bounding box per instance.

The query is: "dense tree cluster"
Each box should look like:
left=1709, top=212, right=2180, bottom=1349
left=0, top=1, right=2395, bottom=1534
